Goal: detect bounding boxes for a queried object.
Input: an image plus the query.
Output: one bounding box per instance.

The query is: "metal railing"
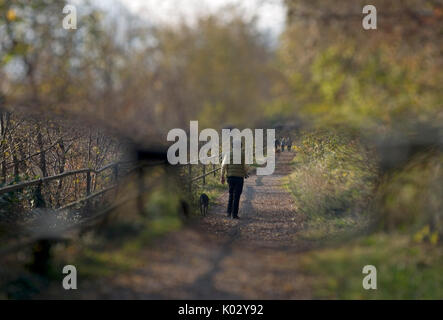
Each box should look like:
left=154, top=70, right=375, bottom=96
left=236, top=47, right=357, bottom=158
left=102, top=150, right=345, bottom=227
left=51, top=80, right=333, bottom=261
left=0, top=159, right=166, bottom=275
left=0, top=162, right=120, bottom=196
left=186, top=147, right=266, bottom=191
left=0, top=148, right=263, bottom=276
left=186, top=154, right=223, bottom=193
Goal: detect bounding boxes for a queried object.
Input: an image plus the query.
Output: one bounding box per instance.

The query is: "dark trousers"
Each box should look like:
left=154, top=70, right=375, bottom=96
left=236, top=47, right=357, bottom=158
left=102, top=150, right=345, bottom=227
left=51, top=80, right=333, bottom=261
left=227, top=176, right=244, bottom=217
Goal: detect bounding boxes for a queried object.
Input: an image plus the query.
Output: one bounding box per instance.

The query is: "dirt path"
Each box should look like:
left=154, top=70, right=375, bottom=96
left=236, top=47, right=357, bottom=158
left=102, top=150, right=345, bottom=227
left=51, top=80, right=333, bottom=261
left=75, top=152, right=312, bottom=299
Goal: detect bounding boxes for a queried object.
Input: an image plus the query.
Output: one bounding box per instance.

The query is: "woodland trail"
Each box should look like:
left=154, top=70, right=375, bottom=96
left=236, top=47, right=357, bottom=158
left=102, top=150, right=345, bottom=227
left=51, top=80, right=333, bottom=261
left=59, top=152, right=313, bottom=299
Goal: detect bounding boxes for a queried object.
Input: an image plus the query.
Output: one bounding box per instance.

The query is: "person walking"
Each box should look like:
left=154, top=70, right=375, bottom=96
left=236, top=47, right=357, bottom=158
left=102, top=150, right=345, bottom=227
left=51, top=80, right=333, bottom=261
left=220, top=140, right=249, bottom=219
left=286, top=136, right=292, bottom=152
left=275, top=137, right=281, bottom=153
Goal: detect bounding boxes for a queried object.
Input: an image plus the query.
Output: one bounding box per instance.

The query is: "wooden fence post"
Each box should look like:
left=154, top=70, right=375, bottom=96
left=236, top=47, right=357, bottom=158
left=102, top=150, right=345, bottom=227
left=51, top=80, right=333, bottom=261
left=213, top=164, right=216, bottom=177
left=202, top=165, right=206, bottom=186
left=30, top=180, right=51, bottom=276
left=86, top=171, right=91, bottom=196
left=34, top=181, right=46, bottom=208
left=113, top=163, right=119, bottom=182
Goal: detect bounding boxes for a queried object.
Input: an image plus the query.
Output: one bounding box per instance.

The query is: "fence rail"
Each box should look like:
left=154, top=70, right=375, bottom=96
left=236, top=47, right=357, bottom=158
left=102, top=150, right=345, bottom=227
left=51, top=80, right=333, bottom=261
left=0, top=159, right=162, bottom=274
left=0, top=163, right=121, bottom=196
left=190, top=166, right=220, bottom=183
left=57, top=184, right=117, bottom=211
left=186, top=153, right=224, bottom=193
left=186, top=148, right=263, bottom=190
left=0, top=151, right=248, bottom=276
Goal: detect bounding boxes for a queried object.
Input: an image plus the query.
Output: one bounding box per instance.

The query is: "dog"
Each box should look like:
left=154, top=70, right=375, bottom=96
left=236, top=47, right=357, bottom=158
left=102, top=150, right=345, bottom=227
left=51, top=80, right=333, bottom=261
left=199, top=193, right=209, bottom=216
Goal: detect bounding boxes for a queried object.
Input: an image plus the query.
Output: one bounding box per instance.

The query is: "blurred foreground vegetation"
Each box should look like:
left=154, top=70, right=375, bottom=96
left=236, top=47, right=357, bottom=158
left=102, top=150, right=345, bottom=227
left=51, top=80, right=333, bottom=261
left=298, top=234, right=443, bottom=299
left=278, top=0, right=442, bottom=299
left=285, top=130, right=442, bottom=298
left=0, top=0, right=442, bottom=299
left=286, top=130, right=377, bottom=241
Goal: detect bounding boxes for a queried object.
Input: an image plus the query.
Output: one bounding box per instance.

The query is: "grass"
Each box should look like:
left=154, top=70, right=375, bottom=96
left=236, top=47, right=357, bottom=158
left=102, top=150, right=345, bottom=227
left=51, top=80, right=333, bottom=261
left=283, top=175, right=371, bottom=244
left=191, top=172, right=226, bottom=208
left=54, top=215, right=184, bottom=279
left=284, top=130, right=377, bottom=241
left=297, top=233, right=443, bottom=299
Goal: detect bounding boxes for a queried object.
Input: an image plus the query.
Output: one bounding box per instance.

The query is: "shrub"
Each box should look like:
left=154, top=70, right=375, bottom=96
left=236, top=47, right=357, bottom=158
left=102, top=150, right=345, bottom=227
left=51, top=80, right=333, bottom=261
left=377, top=151, right=443, bottom=242
left=288, top=129, right=377, bottom=219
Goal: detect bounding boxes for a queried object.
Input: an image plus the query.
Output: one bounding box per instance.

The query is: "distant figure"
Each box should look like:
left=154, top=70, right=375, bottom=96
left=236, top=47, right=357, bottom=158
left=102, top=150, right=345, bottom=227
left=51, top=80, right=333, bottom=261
left=199, top=193, right=209, bottom=216
left=281, top=137, right=286, bottom=152
left=275, top=137, right=281, bottom=152
left=286, top=136, right=292, bottom=152
left=220, top=139, right=249, bottom=219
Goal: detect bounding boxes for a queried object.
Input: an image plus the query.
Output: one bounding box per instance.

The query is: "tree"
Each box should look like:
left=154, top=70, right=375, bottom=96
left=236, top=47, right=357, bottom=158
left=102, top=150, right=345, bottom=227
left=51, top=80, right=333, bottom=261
left=276, top=0, right=443, bottom=131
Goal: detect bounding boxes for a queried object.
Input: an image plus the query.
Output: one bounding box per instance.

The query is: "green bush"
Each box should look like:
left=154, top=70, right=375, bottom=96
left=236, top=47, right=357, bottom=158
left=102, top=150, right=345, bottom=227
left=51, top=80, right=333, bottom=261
left=377, top=151, right=442, bottom=243
left=287, top=129, right=378, bottom=237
